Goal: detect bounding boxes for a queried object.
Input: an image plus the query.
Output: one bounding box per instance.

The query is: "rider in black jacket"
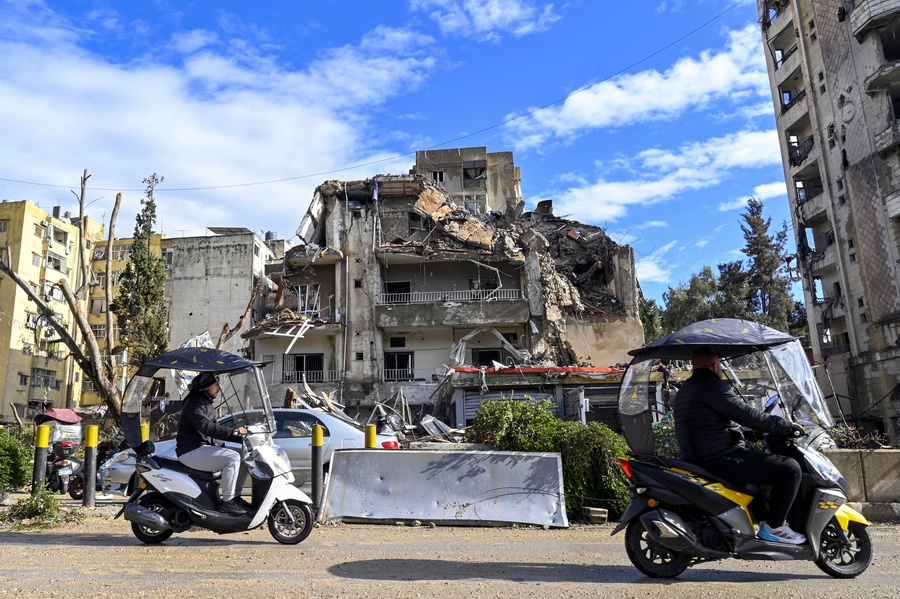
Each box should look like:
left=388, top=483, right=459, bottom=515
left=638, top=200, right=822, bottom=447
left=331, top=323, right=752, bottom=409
left=176, top=372, right=249, bottom=515
left=673, top=346, right=806, bottom=544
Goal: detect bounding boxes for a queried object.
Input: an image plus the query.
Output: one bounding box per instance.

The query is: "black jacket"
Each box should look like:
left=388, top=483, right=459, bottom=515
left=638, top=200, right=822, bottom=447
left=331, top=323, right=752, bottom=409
left=673, top=367, right=794, bottom=462
left=175, top=388, right=240, bottom=457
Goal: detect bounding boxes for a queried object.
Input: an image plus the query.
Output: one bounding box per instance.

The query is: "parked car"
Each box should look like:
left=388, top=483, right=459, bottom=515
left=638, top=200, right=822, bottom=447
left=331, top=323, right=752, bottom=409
left=100, top=408, right=399, bottom=495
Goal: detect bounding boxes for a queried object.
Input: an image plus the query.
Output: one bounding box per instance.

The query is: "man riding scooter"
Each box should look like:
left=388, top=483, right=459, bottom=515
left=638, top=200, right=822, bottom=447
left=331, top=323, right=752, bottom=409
left=175, top=372, right=251, bottom=515
left=674, top=346, right=806, bottom=544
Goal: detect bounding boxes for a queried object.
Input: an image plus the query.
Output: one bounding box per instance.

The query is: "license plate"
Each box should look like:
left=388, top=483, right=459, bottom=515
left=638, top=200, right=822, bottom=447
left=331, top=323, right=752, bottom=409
left=57, top=467, right=72, bottom=476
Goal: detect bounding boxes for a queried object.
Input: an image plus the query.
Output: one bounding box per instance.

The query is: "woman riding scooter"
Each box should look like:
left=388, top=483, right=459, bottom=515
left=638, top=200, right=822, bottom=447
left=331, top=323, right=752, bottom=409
left=176, top=372, right=251, bottom=515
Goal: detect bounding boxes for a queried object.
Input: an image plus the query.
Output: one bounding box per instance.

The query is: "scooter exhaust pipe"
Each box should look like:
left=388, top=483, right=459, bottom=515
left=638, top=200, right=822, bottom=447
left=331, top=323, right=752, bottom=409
left=123, top=503, right=171, bottom=531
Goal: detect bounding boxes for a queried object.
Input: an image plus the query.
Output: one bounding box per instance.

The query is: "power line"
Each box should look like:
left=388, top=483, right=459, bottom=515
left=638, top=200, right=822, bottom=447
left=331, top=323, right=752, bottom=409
left=0, top=0, right=751, bottom=195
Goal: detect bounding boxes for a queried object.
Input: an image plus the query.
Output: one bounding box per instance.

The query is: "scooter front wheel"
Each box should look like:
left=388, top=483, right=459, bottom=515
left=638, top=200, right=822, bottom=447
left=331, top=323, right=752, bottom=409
left=624, top=519, right=691, bottom=578
left=815, top=520, right=872, bottom=578
left=268, top=499, right=313, bottom=545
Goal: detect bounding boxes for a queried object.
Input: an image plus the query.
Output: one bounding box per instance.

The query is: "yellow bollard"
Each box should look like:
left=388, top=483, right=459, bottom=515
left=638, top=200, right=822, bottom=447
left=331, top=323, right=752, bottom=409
left=85, top=425, right=99, bottom=448
left=140, top=423, right=150, bottom=443
left=83, top=425, right=99, bottom=507
left=311, top=425, right=324, bottom=510
left=365, top=424, right=376, bottom=448
left=32, top=425, right=51, bottom=492
left=35, top=424, right=51, bottom=449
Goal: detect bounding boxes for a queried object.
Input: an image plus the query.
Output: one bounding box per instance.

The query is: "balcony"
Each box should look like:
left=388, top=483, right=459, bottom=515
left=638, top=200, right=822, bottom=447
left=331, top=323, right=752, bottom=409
left=875, top=119, right=900, bottom=154
left=851, top=0, right=900, bottom=41
left=788, top=136, right=815, bottom=168
left=376, top=288, right=522, bottom=304
left=775, top=44, right=799, bottom=71
left=381, top=368, right=449, bottom=383
left=782, top=89, right=807, bottom=115
left=281, top=369, right=340, bottom=384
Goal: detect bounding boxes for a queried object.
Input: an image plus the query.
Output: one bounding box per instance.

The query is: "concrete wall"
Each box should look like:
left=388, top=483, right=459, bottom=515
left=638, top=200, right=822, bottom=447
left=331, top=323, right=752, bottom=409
left=824, top=448, right=900, bottom=502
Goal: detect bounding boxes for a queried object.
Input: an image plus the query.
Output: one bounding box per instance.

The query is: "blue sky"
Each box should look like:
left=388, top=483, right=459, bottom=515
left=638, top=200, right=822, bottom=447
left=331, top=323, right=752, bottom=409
left=0, top=0, right=791, bottom=305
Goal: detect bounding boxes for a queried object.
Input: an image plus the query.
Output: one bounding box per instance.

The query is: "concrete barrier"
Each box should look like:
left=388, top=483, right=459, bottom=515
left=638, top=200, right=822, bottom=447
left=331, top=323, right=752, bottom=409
left=823, top=449, right=900, bottom=503
left=321, top=449, right=569, bottom=528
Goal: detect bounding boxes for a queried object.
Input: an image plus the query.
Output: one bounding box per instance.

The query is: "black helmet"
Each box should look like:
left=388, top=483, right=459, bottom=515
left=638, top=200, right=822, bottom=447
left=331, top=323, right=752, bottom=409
left=192, top=371, right=219, bottom=390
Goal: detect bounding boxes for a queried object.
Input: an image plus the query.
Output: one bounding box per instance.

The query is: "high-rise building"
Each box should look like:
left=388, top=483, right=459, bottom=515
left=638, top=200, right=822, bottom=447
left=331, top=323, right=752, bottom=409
left=759, top=0, right=900, bottom=437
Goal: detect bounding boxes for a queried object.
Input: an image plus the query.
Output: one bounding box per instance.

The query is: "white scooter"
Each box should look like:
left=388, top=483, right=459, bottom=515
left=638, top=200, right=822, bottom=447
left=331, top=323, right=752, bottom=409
left=114, top=347, right=315, bottom=545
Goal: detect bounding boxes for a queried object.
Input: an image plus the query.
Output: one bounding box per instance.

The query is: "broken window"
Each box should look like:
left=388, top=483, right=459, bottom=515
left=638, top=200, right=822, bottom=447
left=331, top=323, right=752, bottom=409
left=44, top=250, right=68, bottom=275
left=408, top=213, right=425, bottom=234
left=384, top=281, right=411, bottom=302
left=283, top=353, right=324, bottom=383
left=464, top=194, right=487, bottom=214
left=297, top=284, right=320, bottom=314
left=384, top=352, right=414, bottom=381
left=389, top=337, right=406, bottom=348
left=42, top=281, right=64, bottom=302
left=31, top=368, right=58, bottom=390
left=162, top=247, right=174, bottom=270
left=430, top=171, right=445, bottom=183
left=0, top=220, right=7, bottom=233
left=90, top=324, right=106, bottom=340
left=111, top=244, right=132, bottom=261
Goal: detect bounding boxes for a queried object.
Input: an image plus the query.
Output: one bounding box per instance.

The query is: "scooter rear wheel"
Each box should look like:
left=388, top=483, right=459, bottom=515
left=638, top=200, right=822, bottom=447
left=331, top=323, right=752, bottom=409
left=624, top=519, right=691, bottom=578
left=815, top=520, right=872, bottom=578
left=267, top=499, right=313, bottom=545
left=68, top=476, right=84, bottom=500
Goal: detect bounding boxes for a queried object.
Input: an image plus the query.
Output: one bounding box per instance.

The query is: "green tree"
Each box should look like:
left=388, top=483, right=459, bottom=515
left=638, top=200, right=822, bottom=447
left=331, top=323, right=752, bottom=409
left=714, top=261, right=751, bottom=320
left=740, top=197, right=794, bottom=331
left=662, top=266, right=718, bottom=332
left=639, top=295, right=664, bottom=343
left=110, top=174, right=169, bottom=365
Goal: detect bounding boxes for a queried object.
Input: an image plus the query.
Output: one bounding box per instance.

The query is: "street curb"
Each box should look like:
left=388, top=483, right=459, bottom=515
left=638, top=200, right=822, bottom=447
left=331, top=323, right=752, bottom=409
left=854, top=502, right=900, bottom=524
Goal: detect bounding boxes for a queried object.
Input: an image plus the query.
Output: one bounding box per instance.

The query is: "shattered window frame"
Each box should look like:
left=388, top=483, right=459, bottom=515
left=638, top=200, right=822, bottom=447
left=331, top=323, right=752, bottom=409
left=384, top=351, right=415, bottom=381
left=296, top=284, right=321, bottom=314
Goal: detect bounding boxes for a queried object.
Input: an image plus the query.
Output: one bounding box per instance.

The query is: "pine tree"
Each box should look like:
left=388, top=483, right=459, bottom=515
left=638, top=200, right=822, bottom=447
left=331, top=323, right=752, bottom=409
left=740, top=197, right=794, bottom=332
left=110, top=174, right=169, bottom=365
left=661, top=266, right=718, bottom=332
left=714, top=261, right=752, bottom=320
left=639, top=295, right=664, bottom=343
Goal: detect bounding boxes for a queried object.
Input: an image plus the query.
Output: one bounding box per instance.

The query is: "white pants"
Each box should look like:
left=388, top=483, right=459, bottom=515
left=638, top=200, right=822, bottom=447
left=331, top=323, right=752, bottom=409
left=178, top=445, right=247, bottom=502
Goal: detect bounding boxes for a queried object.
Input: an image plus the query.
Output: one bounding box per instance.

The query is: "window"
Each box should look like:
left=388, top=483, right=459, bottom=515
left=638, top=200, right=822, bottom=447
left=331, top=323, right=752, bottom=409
left=464, top=194, right=487, bottom=214
left=90, top=297, right=108, bottom=314
left=31, top=368, right=58, bottom=389
left=32, top=253, right=41, bottom=267
left=273, top=412, right=329, bottom=438
left=25, top=313, right=39, bottom=329
left=50, top=226, right=68, bottom=248
left=161, top=248, right=173, bottom=270
left=354, top=279, right=362, bottom=289
left=431, top=170, right=444, bottom=183
left=18, top=373, right=28, bottom=386
left=111, top=244, right=132, bottom=261
left=0, top=220, right=7, bottom=233
left=469, top=278, right=498, bottom=291
left=858, top=298, right=865, bottom=308
left=297, top=284, right=320, bottom=313
left=473, top=348, right=503, bottom=367
left=355, top=352, right=364, bottom=361
left=409, top=213, right=425, bottom=234
left=283, top=353, right=324, bottom=383
left=384, top=352, right=414, bottom=381
left=44, top=251, right=68, bottom=274
left=34, top=224, right=45, bottom=238
left=254, top=245, right=260, bottom=257
left=90, top=324, right=106, bottom=340
left=95, top=271, right=107, bottom=287
left=42, top=281, right=64, bottom=302
left=389, top=337, right=406, bottom=348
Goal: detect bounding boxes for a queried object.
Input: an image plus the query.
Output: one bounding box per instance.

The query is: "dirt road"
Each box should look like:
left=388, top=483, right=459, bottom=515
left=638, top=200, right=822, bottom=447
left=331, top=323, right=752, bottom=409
left=2, top=497, right=899, bottom=599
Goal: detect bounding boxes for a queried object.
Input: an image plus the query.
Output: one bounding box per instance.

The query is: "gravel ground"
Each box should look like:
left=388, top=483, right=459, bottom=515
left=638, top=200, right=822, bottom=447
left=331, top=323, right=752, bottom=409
left=2, top=493, right=899, bottom=599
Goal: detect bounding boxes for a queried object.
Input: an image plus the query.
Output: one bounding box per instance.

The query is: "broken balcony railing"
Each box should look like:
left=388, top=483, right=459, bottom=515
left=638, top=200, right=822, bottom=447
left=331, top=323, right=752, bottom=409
left=375, top=288, right=522, bottom=304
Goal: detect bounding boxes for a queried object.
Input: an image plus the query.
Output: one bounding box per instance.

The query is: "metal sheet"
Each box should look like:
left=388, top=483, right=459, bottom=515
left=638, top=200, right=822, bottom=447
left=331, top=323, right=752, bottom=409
left=321, top=449, right=569, bottom=528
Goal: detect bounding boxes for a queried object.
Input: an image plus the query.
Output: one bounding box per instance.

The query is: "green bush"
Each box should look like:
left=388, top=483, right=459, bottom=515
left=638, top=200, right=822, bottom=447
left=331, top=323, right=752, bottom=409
left=469, top=398, right=631, bottom=520
left=0, top=426, right=34, bottom=492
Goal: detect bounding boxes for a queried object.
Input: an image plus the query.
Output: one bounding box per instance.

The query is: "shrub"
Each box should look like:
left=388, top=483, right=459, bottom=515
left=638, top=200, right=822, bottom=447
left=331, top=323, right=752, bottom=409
left=827, top=424, right=889, bottom=449
left=0, top=426, right=34, bottom=493
left=469, top=398, right=630, bottom=520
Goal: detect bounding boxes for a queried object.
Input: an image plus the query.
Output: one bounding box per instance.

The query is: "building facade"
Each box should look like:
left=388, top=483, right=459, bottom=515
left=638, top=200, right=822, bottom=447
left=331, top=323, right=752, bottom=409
left=759, top=0, right=900, bottom=436
left=0, top=201, right=103, bottom=422
left=246, top=148, right=643, bottom=426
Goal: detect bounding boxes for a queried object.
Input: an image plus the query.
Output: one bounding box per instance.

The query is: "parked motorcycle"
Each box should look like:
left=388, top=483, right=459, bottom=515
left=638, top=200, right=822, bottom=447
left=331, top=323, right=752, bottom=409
left=115, top=347, right=315, bottom=545
left=34, top=408, right=83, bottom=496
left=613, top=319, right=873, bottom=579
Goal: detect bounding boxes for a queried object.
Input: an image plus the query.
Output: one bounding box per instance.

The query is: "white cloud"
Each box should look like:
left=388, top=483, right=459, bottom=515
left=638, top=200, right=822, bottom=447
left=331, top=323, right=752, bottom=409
left=717, top=180, right=788, bottom=211
left=636, top=240, right=679, bottom=284
left=504, top=25, right=769, bottom=150
left=410, top=0, right=561, bottom=40
left=0, top=7, right=438, bottom=239
left=636, top=220, right=668, bottom=229
left=544, top=129, right=781, bottom=223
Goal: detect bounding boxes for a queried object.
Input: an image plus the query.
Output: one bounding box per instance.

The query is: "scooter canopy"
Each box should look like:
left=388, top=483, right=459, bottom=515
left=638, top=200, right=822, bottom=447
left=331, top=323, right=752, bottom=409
left=627, top=318, right=796, bottom=361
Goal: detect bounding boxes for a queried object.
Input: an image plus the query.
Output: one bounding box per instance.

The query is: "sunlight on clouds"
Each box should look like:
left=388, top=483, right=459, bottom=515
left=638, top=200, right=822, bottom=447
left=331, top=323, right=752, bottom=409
left=505, top=25, right=768, bottom=149
left=545, top=129, right=780, bottom=223
left=410, top=0, right=561, bottom=40
left=718, top=180, right=788, bottom=211
left=636, top=240, right=679, bottom=284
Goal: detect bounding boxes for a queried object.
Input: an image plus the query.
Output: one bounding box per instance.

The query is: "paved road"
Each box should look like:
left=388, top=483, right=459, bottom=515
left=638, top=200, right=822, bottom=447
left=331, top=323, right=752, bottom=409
left=1, top=500, right=898, bottom=598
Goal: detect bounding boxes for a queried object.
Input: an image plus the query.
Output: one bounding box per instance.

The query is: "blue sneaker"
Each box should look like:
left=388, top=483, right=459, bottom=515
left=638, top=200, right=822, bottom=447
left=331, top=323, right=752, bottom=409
left=758, top=521, right=806, bottom=544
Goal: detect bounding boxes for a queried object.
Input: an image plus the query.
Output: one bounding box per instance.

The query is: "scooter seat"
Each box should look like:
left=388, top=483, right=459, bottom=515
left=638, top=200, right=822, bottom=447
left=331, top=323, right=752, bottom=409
left=152, top=456, right=220, bottom=482
left=658, top=456, right=760, bottom=495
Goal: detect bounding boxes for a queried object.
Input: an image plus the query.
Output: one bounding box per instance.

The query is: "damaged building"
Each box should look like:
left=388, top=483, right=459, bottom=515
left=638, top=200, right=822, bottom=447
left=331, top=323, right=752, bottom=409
left=243, top=147, right=643, bottom=429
